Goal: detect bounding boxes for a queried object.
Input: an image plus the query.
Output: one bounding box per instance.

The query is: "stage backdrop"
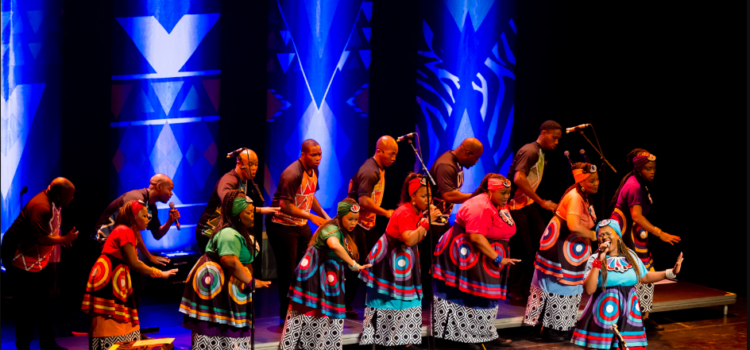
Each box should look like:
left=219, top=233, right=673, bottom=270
left=416, top=0, right=516, bottom=222
left=1, top=0, right=64, bottom=263
left=110, top=0, right=221, bottom=252
left=265, top=0, right=372, bottom=222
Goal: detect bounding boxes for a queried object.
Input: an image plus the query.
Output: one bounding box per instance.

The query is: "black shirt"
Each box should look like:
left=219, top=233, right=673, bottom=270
left=197, top=169, right=262, bottom=236
left=429, top=151, right=463, bottom=217
left=270, top=160, right=320, bottom=226
left=93, top=189, right=160, bottom=243
left=506, top=141, right=545, bottom=210
left=348, top=158, right=385, bottom=230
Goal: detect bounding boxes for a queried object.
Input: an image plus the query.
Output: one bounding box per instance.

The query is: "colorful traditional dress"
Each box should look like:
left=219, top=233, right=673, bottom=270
left=82, top=225, right=141, bottom=350
left=180, top=228, right=257, bottom=350
left=432, top=193, right=516, bottom=343
left=572, top=251, right=648, bottom=349
left=525, top=189, right=596, bottom=331
left=611, top=175, right=655, bottom=313
left=279, top=223, right=352, bottom=350
left=358, top=203, right=424, bottom=347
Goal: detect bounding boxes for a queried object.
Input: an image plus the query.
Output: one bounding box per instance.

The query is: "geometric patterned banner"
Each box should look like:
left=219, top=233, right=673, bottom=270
left=416, top=0, right=516, bottom=221
left=111, top=0, right=221, bottom=252
left=265, top=0, right=372, bottom=221
left=1, top=0, right=64, bottom=238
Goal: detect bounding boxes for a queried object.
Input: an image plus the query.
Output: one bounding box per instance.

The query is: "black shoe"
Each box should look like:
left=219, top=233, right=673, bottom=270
left=643, top=317, right=664, bottom=331
left=541, top=327, right=565, bottom=342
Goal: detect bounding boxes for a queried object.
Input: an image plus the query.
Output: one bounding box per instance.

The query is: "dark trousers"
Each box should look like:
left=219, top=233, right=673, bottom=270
left=418, top=223, right=451, bottom=307
left=266, top=216, right=313, bottom=320
left=8, top=265, right=58, bottom=349
left=507, top=204, right=546, bottom=295
left=344, top=225, right=379, bottom=309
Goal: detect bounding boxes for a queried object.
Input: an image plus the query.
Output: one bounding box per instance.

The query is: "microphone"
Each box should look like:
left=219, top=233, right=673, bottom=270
left=565, top=123, right=591, bottom=134
left=169, top=202, right=181, bottom=230
left=563, top=150, right=572, bottom=167
left=396, top=132, right=416, bottom=142
left=580, top=149, right=590, bottom=163
left=226, top=148, right=245, bottom=159
left=597, top=240, right=611, bottom=253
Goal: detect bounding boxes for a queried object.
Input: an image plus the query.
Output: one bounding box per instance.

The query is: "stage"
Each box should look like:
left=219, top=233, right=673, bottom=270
left=0, top=280, right=737, bottom=350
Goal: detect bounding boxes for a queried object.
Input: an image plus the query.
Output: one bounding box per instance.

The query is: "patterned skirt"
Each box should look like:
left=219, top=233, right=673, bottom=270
left=524, top=284, right=582, bottom=331
left=359, top=233, right=422, bottom=300
left=279, top=308, right=345, bottom=350
left=432, top=297, right=499, bottom=344
left=82, top=254, right=139, bottom=325
left=360, top=306, right=422, bottom=346
left=288, top=246, right=347, bottom=318
left=572, top=285, right=647, bottom=350
left=535, top=216, right=592, bottom=285
left=191, top=332, right=251, bottom=350
left=89, top=329, right=140, bottom=350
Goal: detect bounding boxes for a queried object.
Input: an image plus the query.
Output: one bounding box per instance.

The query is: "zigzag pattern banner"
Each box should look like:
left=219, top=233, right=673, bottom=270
left=265, top=0, right=372, bottom=223
left=416, top=0, right=516, bottom=222
left=1, top=0, right=64, bottom=237
left=110, top=0, right=222, bottom=252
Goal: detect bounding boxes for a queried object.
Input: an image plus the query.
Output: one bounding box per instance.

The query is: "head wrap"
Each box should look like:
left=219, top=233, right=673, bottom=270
left=408, top=177, right=426, bottom=196
left=488, top=178, right=511, bottom=191
left=572, top=164, right=597, bottom=183
left=595, top=219, right=622, bottom=237
left=337, top=200, right=360, bottom=219
left=131, top=200, right=146, bottom=216
left=231, top=196, right=253, bottom=216
left=632, top=153, right=656, bottom=169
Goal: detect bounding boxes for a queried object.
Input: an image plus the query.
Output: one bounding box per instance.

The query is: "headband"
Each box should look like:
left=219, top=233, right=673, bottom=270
left=596, top=219, right=622, bottom=237
left=632, top=153, right=656, bottom=169
left=572, top=164, right=597, bottom=183
left=131, top=200, right=146, bottom=216
left=231, top=196, right=253, bottom=216
left=408, top=177, right=427, bottom=196
left=337, top=200, right=360, bottom=219
left=488, top=178, right=511, bottom=191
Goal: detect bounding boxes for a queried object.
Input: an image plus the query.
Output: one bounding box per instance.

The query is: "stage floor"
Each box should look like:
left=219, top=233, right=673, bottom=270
left=0, top=280, right=738, bottom=350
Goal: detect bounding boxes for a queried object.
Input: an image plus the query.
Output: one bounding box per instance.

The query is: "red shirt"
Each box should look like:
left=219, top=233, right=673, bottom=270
left=385, top=203, right=423, bottom=241
left=102, top=225, right=138, bottom=260
left=455, top=193, right=516, bottom=240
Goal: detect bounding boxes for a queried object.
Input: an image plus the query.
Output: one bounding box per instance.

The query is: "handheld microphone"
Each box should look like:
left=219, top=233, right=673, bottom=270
left=396, top=132, right=416, bottom=142
left=580, top=149, right=590, bottom=163
left=598, top=240, right=611, bottom=253
left=563, top=150, right=572, bottom=167
left=226, top=148, right=245, bottom=159
left=565, top=123, right=591, bottom=134
left=169, top=202, right=181, bottom=230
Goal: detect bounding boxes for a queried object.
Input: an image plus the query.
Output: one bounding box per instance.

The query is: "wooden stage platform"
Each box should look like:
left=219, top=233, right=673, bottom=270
left=250, top=280, right=737, bottom=350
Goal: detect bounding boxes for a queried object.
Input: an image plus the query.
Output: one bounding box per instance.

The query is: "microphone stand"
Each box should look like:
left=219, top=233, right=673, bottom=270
left=576, top=129, right=616, bottom=217
left=407, top=137, right=436, bottom=350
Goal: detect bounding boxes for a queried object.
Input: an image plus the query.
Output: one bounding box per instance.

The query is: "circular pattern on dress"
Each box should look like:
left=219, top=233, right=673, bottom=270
left=112, top=264, right=132, bottom=302
left=434, top=229, right=451, bottom=256
left=368, top=235, right=389, bottom=265
left=320, top=260, right=341, bottom=296
left=229, top=267, right=251, bottom=305
left=450, top=234, right=478, bottom=270
left=483, top=242, right=506, bottom=278
left=539, top=219, right=560, bottom=250
left=192, top=261, right=224, bottom=300
left=593, top=288, right=622, bottom=328
left=390, top=247, right=414, bottom=281
left=86, top=255, right=112, bottom=292
left=296, top=248, right=319, bottom=281
left=632, top=224, right=649, bottom=250
left=563, top=234, right=590, bottom=266
left=626, top=288, right=642, bottom=326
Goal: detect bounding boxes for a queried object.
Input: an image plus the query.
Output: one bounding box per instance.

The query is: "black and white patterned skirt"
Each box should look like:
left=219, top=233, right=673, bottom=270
left=191, top=333, right=251, bottom=350
left=89, top=329, right=141, bottom=350
left=636, top=282, right=654, bottom=313
left=432, top=297, right=499, bottom=343
left=523, top=285, right=582, bottom=331
left=360, top=306, right=422, bottom=346
left=279, top=308, right=345, bottom=350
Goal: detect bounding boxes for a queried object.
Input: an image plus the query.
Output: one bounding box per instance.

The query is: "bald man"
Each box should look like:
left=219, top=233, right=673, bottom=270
left=344, top=135, right=398, bottom=317
left=196, top=148, right=279, bottom=253
left=1, top=177, right=78, bottom=350
left=421, top=138, right=483, bottom=302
